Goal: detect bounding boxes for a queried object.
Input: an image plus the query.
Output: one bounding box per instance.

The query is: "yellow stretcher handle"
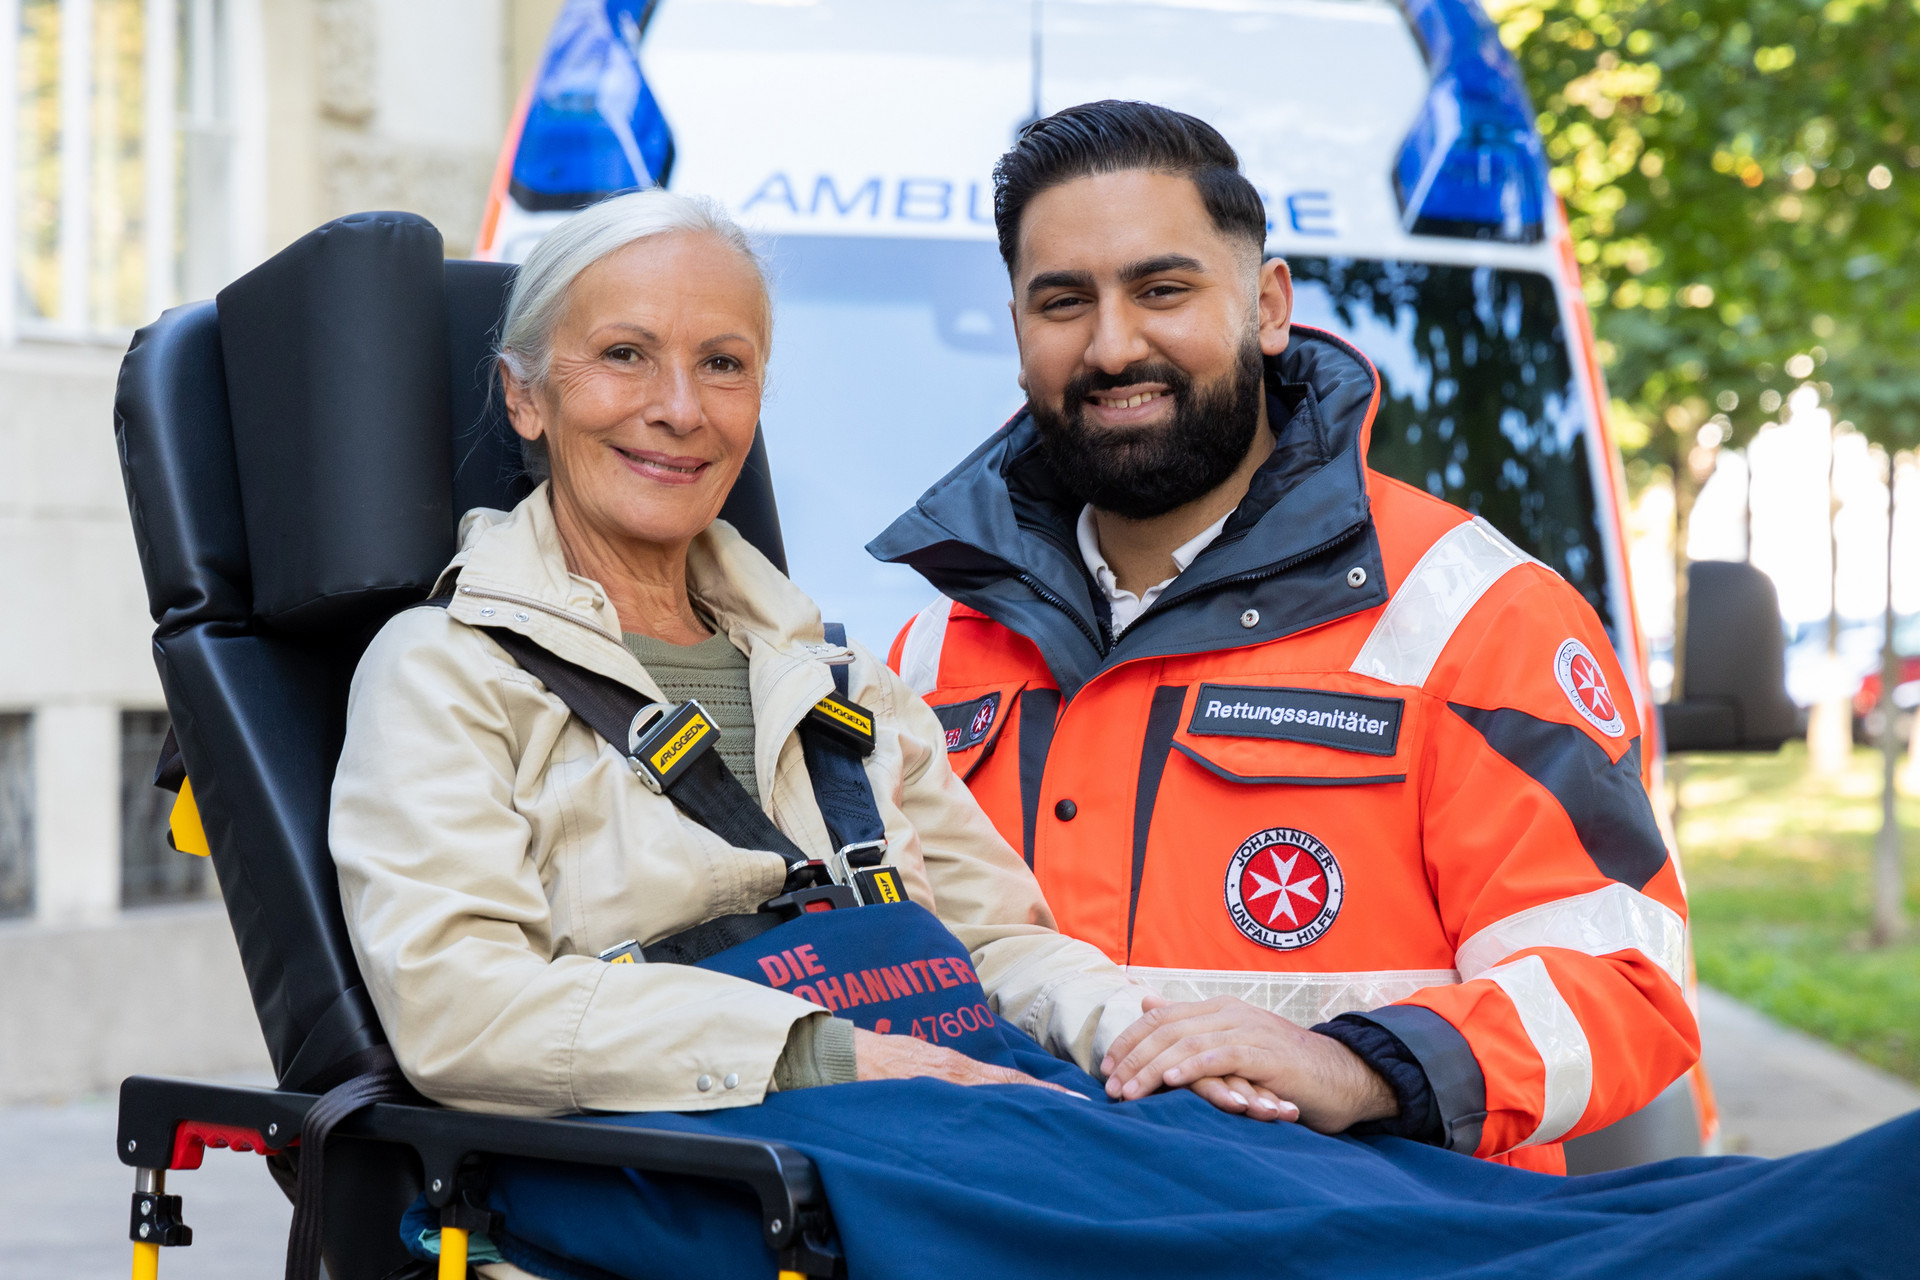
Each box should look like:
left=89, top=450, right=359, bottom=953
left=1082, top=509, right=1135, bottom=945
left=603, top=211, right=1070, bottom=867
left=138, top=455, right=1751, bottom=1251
left=438, top=1225, right=468, bottom=1279
left=131, top=1240, right=160, bottom=1280
left=169, top=778, right=211, bottom=857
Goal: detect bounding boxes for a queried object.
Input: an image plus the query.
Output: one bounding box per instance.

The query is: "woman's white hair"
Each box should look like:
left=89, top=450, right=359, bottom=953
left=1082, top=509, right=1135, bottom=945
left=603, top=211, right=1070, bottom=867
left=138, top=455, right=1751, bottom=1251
left=496, top=188, right=768, bottom=392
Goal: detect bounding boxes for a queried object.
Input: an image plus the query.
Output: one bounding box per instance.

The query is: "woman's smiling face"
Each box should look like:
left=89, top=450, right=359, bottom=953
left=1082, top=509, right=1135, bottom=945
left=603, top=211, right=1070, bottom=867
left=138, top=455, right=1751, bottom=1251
left=507, top=230, right=769, bottom=555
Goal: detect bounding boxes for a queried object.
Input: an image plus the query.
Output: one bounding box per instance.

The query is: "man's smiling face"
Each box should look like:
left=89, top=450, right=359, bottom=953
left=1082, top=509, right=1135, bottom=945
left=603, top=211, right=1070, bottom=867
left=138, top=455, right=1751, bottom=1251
left=1010, top=169, right=1294, bottom=519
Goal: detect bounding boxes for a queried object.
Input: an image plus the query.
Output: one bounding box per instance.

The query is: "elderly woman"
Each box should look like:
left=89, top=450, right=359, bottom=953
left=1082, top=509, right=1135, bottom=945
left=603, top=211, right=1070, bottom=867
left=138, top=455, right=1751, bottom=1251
left=328, top=189, right=1173, bottom=1116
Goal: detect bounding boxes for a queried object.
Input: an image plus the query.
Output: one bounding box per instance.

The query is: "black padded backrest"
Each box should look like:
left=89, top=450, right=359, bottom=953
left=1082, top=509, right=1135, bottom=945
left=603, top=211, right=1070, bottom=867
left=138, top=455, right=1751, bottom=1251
left=115, top=212, right=790, bottom=1092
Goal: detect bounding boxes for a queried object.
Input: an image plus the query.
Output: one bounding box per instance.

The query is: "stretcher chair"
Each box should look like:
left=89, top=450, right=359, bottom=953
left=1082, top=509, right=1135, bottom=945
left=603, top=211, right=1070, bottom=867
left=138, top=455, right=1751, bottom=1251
left=111, top=211, right=838, bottom=1280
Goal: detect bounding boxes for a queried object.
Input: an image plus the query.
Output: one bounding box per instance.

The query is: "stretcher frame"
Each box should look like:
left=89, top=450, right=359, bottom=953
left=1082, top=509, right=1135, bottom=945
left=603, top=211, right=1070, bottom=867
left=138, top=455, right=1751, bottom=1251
left=118, top=1074, right=838, bottom=1280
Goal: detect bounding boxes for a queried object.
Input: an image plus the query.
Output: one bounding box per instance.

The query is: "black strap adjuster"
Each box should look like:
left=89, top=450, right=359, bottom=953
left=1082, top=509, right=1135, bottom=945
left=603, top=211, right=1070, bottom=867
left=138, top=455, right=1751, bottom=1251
left=805, top=691, right=876, bottom=755
left=626, top=700, right=719, bottom=795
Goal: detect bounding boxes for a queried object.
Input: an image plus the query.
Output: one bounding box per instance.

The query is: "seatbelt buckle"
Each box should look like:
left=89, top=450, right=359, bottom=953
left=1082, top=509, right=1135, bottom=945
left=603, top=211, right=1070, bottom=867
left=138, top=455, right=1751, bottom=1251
left=851, top=865, right=907, bottom=906
left=805, top=691, right=877, bottom=756
left=597, top=939, right=646, bottom=965
left=831, top=838, right=887, bottom=889
left=761, top=881, right=859, bottom=920
left=626, top=700, right=719, bottom=795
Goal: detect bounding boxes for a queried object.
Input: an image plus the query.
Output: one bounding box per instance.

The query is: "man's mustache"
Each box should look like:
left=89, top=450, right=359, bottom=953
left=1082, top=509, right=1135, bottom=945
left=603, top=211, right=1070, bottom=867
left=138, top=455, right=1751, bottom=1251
left=1064, top=362, right=1193, bottom=402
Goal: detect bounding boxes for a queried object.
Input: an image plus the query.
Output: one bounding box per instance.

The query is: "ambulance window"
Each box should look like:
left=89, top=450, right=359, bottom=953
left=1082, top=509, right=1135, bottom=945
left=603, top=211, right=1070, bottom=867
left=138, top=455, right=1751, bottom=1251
left=758, top=234, right=1025, bottom=652
left=1288, top=257, right=1611, bottom=630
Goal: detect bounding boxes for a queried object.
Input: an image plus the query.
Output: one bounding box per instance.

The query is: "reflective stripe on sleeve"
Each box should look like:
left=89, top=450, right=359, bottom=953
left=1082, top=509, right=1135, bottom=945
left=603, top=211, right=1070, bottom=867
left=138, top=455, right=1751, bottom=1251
left=897, top=596, right=952, bottom=695
left=1123, top=965, right=1461, bottom=1028
left=1482, top=954, right=1594, bottom=1147
left=1350, top=517, right=1532, bottom=689
left=1455, top=882, right=1687, bottom=989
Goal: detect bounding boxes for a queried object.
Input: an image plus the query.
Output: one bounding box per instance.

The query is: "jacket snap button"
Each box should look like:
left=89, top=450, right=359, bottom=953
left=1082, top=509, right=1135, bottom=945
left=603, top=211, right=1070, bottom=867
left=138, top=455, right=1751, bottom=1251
left=1054, top=799, right=1077, bottom=821
left=696, top=1074, right=713, bottom=1092
left=1239, top=609, right=1260, bottom=629
left=723, top=1073, right=740, bottom=1090
left=515, top=611, right=531, bottom=622
left=1346, top=566, right=1368, bottom=588
left=479, top=607, right=495, bottom=617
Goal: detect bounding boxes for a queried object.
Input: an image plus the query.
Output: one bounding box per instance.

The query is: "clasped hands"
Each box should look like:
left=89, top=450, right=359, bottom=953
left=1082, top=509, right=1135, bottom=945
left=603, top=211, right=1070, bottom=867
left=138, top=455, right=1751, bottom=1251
left=853, top=992, right=1397, bottom=1131
left=1099, top=993, right=1398, bottom=1131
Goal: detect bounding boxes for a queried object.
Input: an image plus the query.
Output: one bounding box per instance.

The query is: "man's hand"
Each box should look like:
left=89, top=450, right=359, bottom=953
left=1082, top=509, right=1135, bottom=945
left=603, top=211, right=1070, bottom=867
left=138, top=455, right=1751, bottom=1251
left=1101, top=994, right=1397, bottom=1132
left=852, top=1027, right=1074, bottom=1093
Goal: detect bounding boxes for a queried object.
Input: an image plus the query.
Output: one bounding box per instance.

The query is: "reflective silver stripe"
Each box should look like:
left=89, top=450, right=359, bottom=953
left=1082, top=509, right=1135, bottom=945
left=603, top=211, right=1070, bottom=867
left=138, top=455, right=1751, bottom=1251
left=1456, top=883, right=1687, bottom=989
left=1482, top=954, right=1593, bottom=1147
left=897, top=596, right=952, bottom=696
left=1350, top=516, right=1533, bottom=689
left=1122, top=965, right=1460, bottom=1028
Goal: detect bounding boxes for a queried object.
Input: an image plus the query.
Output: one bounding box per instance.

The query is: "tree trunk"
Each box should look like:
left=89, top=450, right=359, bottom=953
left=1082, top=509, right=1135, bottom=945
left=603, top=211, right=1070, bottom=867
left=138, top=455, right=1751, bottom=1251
left=1873, top=466, right=1909, bottom=945
left=1811, top=419, right=1854, bottom=774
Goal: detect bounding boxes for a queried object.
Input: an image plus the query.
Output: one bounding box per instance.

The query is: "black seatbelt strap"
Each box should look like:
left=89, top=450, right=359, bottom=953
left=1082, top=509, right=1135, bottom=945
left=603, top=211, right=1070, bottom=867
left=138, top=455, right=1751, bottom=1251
left=465, top=620, right=814, bottom=869
left=799, top=622, right=891, bottom=888
left=283, top=1047, right=414, bottom=1280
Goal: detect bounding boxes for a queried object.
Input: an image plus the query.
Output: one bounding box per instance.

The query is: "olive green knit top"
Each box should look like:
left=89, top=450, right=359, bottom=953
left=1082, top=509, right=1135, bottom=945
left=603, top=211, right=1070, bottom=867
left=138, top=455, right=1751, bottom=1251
left=619, top=626, right=857, bottom=1089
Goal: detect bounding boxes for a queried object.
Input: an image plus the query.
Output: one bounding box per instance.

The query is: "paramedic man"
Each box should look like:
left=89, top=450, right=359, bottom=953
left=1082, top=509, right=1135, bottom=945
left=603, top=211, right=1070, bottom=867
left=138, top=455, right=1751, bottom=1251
left=871, top=101, right=1699, bottom=1172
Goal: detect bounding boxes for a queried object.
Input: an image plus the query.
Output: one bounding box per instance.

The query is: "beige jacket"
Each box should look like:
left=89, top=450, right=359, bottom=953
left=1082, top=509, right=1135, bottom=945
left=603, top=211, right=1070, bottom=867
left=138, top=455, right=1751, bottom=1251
left=331, top=488, right=1146, bottom=1117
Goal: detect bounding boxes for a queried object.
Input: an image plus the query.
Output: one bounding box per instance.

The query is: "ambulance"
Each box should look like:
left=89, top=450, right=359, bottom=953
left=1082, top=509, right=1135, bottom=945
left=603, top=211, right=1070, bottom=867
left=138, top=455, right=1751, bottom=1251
left=477, top=0, right=1792, bottom=1166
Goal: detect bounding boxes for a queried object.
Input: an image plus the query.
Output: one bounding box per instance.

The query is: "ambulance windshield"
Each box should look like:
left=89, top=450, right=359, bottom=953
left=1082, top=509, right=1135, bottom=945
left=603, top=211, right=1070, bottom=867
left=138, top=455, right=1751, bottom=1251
left=759, top=235, right=1608, bottom=653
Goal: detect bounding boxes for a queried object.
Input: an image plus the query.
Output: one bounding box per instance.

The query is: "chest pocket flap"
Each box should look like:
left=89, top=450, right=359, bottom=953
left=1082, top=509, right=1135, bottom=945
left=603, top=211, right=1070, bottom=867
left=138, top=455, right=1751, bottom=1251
left=1175, top=680, right=1412, bottom=785
left=929, top=682, right=1023, bottom=780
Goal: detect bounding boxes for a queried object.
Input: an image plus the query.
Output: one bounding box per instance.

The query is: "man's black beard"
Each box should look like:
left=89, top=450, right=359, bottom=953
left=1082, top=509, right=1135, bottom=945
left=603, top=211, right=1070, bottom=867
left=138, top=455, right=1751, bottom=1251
left=1030, top=337, right=1265, bottom=521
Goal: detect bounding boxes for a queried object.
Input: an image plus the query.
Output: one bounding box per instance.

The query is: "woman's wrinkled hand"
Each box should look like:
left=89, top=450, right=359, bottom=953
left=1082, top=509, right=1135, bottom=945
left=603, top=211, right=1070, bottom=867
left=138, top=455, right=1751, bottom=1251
left=852, top=1028, right=1075, bottom=1093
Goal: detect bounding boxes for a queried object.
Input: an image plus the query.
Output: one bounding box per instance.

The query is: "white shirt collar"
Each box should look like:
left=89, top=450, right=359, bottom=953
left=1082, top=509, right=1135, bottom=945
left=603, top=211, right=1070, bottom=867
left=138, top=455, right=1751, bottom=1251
left=1076, top=505, right=1232, bottom=638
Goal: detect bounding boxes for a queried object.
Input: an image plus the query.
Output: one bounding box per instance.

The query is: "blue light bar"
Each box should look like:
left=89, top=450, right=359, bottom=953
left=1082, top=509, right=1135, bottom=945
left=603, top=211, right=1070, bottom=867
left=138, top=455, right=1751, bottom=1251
left=1393, top=0, right=1547, bottom=243
left=510, top=0, right=674, bottom=211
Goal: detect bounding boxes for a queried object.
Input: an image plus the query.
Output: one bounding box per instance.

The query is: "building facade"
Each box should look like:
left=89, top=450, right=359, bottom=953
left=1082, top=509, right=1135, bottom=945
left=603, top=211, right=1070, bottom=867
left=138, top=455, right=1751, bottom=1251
left=0, top=0, right=561, bottom=1101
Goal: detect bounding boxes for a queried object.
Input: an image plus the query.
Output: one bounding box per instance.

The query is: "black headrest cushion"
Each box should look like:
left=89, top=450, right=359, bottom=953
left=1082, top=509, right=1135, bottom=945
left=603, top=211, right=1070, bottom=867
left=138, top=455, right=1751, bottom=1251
left=218, top=212, right=455, bottom=633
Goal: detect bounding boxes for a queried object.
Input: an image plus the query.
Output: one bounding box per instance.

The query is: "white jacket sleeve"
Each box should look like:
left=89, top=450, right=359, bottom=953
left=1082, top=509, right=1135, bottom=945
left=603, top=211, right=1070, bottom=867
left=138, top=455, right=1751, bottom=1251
left=331, top=610, right=822, bottom=1116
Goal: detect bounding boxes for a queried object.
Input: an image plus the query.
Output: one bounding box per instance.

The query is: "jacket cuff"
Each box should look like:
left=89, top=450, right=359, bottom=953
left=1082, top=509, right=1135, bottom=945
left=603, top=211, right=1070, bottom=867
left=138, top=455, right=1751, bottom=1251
left=1320, top=1005, right=1487, bottom=1155
left=770, top=1013, right=859, bottom=1091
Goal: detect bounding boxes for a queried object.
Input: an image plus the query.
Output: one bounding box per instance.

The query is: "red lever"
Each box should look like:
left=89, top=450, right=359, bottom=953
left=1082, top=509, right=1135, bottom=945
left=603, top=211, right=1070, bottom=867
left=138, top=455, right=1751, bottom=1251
left=169, top=1121, right=291, bottom=1170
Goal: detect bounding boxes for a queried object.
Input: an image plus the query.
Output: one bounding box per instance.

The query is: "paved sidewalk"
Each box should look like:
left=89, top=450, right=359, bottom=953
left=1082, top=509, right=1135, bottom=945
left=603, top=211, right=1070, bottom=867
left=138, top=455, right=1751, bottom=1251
left=1695, top=986, right=1920, bottom=1157
left=4, top=990, right=1916, bottom=1278
left=0, top=1076, right=288, bottom=1280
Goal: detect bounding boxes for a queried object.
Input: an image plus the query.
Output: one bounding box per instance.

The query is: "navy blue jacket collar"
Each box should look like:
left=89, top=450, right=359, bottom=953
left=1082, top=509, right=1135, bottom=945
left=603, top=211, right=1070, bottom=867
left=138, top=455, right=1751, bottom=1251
left=866, top=327, right=1390, bottom=700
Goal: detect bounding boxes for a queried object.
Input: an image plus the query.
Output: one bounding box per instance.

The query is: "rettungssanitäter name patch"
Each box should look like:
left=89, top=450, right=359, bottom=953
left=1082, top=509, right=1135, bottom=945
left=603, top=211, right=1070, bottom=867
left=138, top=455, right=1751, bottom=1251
left=1188, top=684, right=1404, bottom=756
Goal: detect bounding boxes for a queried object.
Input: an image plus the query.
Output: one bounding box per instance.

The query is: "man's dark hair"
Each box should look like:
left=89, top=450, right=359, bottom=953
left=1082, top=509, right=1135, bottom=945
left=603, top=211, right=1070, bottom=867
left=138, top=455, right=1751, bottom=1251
left=992, top=100, right=1267, bottom=273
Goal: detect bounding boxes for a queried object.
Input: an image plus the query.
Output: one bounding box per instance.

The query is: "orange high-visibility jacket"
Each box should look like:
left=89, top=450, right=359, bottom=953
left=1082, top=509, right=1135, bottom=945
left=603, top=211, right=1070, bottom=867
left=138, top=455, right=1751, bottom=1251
left=871, top=328, right=1698, bottom=1173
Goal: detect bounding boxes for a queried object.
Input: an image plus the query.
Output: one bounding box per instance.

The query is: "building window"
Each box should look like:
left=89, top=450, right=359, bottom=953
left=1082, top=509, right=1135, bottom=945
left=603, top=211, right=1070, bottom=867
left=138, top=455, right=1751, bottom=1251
left=120, top=709, right=213, bottom=907
left=0, top=714, right=30, bottom=918
left=8, top=0, right=236, bottom=340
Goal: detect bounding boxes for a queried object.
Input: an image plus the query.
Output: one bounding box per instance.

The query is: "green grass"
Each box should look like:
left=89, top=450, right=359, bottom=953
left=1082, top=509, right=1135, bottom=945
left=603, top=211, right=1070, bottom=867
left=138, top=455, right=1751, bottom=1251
left=1676, top=741, right=1920, bottom=1082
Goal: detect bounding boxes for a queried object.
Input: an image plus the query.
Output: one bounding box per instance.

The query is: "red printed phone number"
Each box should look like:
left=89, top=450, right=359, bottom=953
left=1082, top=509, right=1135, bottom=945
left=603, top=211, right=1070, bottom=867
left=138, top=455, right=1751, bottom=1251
left=908, top=1003, right=997, bottom=1044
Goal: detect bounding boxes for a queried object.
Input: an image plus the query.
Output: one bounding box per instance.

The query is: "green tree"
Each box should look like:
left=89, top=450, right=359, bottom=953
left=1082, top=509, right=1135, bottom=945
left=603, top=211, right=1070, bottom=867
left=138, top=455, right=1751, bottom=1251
left=1492, top=0, right=1920, bottom=941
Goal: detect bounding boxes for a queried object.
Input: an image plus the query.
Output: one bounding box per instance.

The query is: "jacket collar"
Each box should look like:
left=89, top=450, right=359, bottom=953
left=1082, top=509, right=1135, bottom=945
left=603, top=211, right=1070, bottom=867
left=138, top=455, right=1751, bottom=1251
left=437, top=485, right=850, bottom=794
left=866, top=326, right=1390, bottom=699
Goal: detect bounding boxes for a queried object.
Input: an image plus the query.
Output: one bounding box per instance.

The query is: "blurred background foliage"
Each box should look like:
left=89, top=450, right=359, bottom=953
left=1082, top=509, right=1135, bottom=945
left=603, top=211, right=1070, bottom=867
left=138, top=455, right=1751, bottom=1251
left=1490, top=0, right=1920, bottom=472
left=1679, top=746, right=1920, bottom=1081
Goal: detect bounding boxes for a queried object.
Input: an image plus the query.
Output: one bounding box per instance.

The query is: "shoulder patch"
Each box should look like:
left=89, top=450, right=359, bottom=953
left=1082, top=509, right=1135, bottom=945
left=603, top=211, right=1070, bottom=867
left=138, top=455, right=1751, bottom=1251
left=1554, top=638, right=1625, bottom=737
left=931, top=691, right=1001, bottom=752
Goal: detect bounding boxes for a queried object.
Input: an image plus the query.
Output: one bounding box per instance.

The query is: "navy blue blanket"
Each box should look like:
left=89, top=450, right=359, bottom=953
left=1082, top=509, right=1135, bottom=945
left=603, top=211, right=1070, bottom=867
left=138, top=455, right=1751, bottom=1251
left=407, top=1028, right=1916, bottom=1280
